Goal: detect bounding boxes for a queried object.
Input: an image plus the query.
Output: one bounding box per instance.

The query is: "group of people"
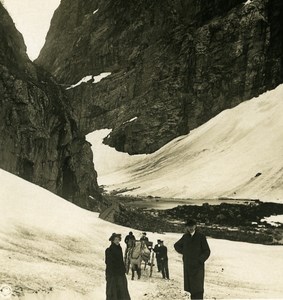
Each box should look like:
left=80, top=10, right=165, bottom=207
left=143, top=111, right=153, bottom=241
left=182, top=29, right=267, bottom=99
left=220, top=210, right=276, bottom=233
left=125, top=231, right=150, bottom=280
left=124, top=231, right=170, bottom=281
left=105, top=219, right=210, bottom=300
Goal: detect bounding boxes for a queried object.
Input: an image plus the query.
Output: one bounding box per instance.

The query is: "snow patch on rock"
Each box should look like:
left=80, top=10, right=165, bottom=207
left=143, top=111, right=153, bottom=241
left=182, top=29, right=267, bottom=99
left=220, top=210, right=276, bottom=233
left=244, top=0, right=253, bottom=6
left=123, top=117, right=138, bottom=125
left=66, top=72, right=111, bottom=90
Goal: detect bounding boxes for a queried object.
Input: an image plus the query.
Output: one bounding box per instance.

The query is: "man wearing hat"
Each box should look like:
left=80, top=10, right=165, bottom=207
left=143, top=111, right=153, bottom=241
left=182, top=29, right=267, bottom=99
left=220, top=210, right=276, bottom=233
left=153, top=239, right=162, bottom=272
left=159, top=240, right=170, bottom=280
left=125, top=231, right=136, bottom=249
left=174, top=219, right=210, bottom=300
left=105, top=233, right=131, bottom=300
left=140, top=232, right=149, bottom=243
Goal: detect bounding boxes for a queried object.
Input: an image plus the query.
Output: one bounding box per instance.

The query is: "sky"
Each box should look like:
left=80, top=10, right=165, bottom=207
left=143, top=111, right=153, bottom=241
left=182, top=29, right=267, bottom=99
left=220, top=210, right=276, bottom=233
left=3, top=0, right=60, bottom=60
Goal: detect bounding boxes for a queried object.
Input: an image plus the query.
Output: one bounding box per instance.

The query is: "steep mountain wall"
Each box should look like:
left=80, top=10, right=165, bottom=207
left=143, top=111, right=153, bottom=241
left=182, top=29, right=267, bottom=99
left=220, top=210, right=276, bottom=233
left=37, top=0, right=283, bottom=154
left=0, top=4, right=104, bottom=210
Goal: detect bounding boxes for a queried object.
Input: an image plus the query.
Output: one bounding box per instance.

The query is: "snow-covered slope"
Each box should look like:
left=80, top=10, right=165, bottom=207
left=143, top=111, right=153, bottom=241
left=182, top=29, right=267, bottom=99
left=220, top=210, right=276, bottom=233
left=87, top=84, right=283, bottom=202
left=1, top=168, right=283, bottom=299
left=0, top=168, right=155, bottom=299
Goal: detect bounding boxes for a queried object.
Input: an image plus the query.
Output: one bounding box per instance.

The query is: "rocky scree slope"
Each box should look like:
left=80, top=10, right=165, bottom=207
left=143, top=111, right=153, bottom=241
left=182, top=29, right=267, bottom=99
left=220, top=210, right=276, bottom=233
left=0, top=3, right=104, bottom=211
left=37, top=0, right=283, bottom=154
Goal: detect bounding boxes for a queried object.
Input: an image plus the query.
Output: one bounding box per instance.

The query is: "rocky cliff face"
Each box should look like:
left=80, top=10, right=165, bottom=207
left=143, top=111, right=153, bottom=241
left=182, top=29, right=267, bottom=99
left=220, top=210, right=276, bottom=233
left=37, top=0, right=283, bottom=154
left=0, top=4, right=104, bottom=210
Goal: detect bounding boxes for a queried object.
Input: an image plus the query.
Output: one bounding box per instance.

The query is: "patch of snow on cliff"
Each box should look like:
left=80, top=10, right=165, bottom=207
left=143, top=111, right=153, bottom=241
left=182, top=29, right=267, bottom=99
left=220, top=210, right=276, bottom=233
left=93, top=9, right=99, bottom=15
left=93, top=72, right=111, bottom=83
left=123, top=117, right=138, bottom=125
left=66, top=75, right=92, bottom=90
left=66, top=72, right=111, bottom=90
left=244, top=0, right=253, bottom=5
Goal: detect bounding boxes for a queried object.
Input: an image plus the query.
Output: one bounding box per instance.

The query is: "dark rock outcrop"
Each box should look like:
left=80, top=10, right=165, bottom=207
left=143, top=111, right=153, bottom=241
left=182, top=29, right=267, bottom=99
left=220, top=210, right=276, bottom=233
left=0, top=4, right=104, bottom=210
left=37, top=0, right=283, bottom=154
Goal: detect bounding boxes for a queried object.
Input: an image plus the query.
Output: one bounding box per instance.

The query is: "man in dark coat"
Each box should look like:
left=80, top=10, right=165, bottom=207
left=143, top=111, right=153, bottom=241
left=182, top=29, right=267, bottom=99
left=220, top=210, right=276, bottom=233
left=140, top=232, right=149, bottom=243
left=153, top=239, right=162, bottom=272
left=125, top=231, right=136, bottom=248
left=159, top=240, right=170, bottom=280
left=105, top=233, right=131, bottom=300
left=174, top=220, right=210, bottom=300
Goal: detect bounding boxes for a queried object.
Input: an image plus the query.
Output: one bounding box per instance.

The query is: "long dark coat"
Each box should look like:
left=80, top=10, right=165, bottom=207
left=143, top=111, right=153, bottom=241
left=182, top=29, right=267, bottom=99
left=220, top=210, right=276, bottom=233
left=174, top=231, right=210, bottom=294
left=105, top=243, right=131, bottom=300
left=159, top=245, right=168, bottom=261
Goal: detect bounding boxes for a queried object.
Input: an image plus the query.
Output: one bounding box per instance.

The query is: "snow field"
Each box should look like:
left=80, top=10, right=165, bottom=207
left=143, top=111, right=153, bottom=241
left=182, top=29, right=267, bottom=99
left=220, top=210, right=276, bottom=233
left=1, top=169, right=283, bottom=299
left=87, top=84, right=283, bottom=203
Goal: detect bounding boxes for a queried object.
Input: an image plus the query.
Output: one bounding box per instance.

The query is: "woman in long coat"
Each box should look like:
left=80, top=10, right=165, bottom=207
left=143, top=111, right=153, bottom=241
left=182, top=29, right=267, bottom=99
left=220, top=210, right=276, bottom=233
left=105, top=233, right=131, bottom=300
left=174, top=220, right=210, bottom=300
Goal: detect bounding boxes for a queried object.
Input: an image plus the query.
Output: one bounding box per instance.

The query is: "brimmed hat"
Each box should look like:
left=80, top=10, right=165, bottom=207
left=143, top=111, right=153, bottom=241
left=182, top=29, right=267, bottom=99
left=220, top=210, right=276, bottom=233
left=186, top=219, right=197, bottom=226
left=142, top=232, right=147, bottom=235
left=109, top=233, right=122, bottom=241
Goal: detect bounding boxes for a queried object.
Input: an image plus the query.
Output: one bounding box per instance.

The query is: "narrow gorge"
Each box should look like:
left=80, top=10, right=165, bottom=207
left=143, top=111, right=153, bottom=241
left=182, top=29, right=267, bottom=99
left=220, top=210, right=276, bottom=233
left=0, top=3, right=104, bottom=210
